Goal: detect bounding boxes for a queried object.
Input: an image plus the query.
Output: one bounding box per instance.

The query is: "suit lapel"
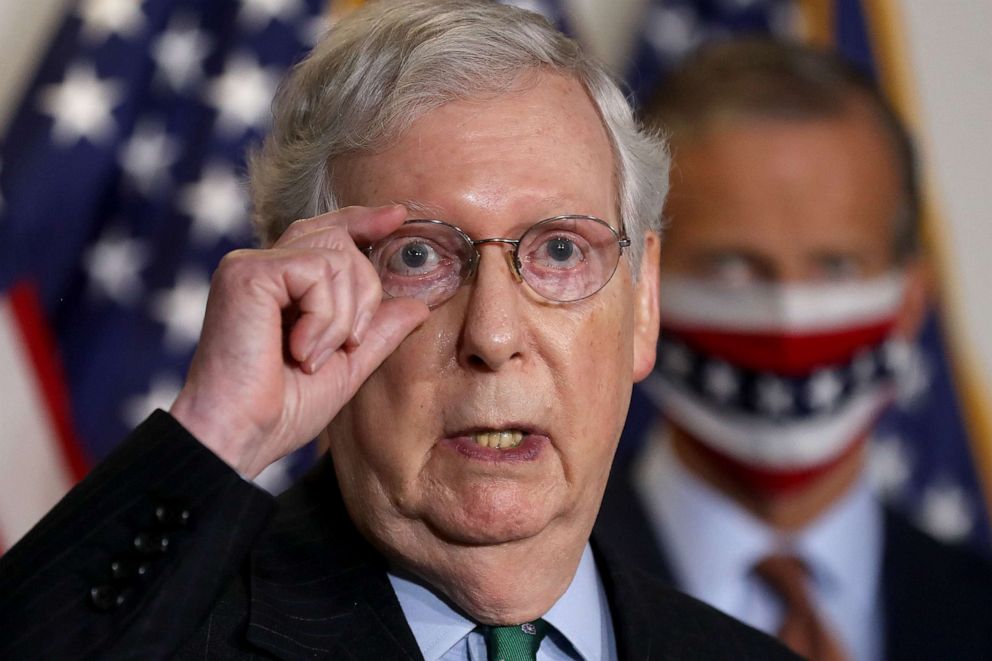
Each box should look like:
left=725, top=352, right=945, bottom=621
left=245, top=457, right=423, bottom=661
left=595, top=451, right=677, bottom=583
left=592, top=536, right=657, bottom=659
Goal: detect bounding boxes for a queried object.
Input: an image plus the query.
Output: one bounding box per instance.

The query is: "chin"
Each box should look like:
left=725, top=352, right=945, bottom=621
left=425, top=485, right=561, bottom=546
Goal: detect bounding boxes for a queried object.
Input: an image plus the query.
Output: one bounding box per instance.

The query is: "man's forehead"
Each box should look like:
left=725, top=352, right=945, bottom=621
left=393, top=196, right=592, bottom=222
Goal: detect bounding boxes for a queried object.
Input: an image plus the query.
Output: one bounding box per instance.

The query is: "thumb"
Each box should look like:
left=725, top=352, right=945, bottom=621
left=344, top=297, right=430, bottom=388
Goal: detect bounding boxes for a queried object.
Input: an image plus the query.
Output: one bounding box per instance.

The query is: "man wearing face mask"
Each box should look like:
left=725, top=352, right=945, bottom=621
left=596, top=39, right=992, bottom=661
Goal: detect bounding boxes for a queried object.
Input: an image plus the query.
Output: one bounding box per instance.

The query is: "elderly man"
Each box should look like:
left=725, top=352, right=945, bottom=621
left=0, top=2, right=795, bottom=659
left=596, top=39, right=992, bottom=661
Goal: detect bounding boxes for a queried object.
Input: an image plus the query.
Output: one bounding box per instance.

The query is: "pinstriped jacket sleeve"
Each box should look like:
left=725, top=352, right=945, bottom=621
left=0, top=410, right=276, bottom=660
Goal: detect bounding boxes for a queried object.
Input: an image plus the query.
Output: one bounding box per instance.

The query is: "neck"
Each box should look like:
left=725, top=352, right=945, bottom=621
left=385, top=523, right=588, bottom=625
left=669, top=427, right=865, bottom=530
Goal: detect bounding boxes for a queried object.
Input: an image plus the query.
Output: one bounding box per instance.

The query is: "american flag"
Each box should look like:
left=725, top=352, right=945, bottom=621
left=0, top=0, right=988, bottom=557
left=0, top=0, right=330, bottom=552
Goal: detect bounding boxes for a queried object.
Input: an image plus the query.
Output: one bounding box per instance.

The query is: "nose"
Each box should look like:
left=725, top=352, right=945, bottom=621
left=456, top=244, right=526, bottom=371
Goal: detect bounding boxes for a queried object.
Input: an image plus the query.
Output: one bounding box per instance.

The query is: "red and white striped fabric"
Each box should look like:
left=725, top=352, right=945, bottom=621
left=649, top=274, right=907, bottom=491
left=658, top=274, right=906, bottom=375
left=0, top=282, right=87, bottom=553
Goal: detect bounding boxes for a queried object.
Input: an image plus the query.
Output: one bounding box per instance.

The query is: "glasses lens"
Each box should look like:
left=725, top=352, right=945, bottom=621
left=518, top=216, right=622, bottom=302
left=368, top=221, right=473, bottom=307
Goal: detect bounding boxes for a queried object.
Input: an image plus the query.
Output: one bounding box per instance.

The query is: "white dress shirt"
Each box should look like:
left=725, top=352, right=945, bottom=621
left=633, top=429, right=884, bottom=661
left=388, top=544, right=617, bottom=661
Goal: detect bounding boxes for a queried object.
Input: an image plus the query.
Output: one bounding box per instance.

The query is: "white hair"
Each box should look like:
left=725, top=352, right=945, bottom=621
left=249, top=0, right=669, bottom=273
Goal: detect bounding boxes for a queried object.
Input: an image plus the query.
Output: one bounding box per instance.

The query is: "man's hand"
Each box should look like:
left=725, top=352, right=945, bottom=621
left=169, top=205, right=429, bottom=478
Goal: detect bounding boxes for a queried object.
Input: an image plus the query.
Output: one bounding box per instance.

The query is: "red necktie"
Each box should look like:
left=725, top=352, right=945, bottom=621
left=754, top=554, right=848, bottom=661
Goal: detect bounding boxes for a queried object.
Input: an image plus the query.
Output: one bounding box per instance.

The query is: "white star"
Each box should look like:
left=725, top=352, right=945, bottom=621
left=756, top=376, right=793, bottom=417
left=83, top=231, right=149, bottom=305
left=123, top=374, right=182, bottom=427
left=895, top=342, right=931, bottom=408
left=119, top=120, right=181, bottom=195
left=868, top=434, right=913, bottom=498
left=807, top=368, right=844, bottom=411
left=150, top=270, right=211, bottom=352
left=254, top=455, right=295, bottom=495
left=661, top=342, right=693, bottom=378
left=851, top=348, right=877, bottom=386
left=917, top=481, right=974, bottom=543
left=151, top=17, right=213, bottom=92
left=204, top=53, right=281, bottom=136
left=37, top=64, right=124, bottom=146
left=703, top=361, right=738, bottom=402
left=646, top=6, right=700, bottom=58
left=76, top=0, right=146, bottom=43
left=238, top=0, right=305, bottom=30
left=498, top=0, right=552, bottom=18
left=883, top=340, right=913, bottom=374
left=178, top=164, right=249, bottom=246
left=300, top=14, right=331, bottom=47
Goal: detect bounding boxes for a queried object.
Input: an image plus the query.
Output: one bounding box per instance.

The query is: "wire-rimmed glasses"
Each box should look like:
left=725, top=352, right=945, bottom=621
left=365, top=215, right=630, bottom=308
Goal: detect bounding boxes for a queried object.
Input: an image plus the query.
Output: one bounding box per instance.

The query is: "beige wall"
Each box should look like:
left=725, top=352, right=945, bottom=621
left=900, top=0, right=992, bottom=402
left=0, top=0, right=71, bottom=131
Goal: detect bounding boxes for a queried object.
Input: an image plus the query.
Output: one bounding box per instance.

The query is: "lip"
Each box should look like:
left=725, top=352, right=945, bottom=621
left=439, top=433, right=548, bottom=462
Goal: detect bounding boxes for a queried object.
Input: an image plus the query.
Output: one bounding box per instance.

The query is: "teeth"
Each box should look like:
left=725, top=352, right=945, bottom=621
left=471, top=430, right=524, bottom=449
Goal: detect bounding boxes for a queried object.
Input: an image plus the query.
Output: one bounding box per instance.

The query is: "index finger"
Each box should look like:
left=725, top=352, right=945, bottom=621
left=276, top=205, right=407, bottom=248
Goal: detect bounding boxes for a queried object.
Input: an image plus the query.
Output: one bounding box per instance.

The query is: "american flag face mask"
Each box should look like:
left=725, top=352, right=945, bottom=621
left=643, top=272, right=910, bottom=492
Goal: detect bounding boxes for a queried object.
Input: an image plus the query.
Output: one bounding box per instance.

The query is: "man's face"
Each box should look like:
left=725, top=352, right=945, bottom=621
left=661, top=107, right=905, bottom=286
left=656, top=105, right=928, bottom=518
left=326, top=74, right=659, bottom=569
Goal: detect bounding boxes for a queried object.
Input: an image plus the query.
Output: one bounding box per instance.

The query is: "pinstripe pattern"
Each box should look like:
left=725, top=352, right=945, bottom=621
left=1, top=412, right=798, bottom=659
left=0, top=410, right=275, bottom=659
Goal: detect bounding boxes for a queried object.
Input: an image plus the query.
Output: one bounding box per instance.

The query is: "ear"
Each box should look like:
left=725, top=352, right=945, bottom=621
left=632, top=231, right=661, bottom=382
left=893, top=256, right=931, bottom=340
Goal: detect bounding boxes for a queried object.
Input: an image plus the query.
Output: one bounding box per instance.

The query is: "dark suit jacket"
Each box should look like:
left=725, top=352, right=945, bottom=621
left=595, top=450, right=992, bottom=661
left=0, top=411, right=798, bottom=660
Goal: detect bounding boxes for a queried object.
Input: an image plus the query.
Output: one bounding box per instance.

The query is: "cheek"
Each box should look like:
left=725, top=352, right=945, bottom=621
left=554, top=298, right=635, bottom=445
left=329, top=322, right=453, bottom=478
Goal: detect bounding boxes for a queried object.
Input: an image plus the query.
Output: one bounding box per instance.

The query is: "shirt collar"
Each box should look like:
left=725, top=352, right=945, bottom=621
left=634, top=428, right=775, bottom=612
left=388, top=544, right=613, bottom=661
left=634, top=425, right=882, bottom=613
left=543, top=544, right=614, bottom=660
left=387, top=569, right=475, bottom=660
left=793, top=469, right=881, bottom=610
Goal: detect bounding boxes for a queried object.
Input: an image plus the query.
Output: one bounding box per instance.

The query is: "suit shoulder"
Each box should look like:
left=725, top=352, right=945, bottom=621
left=600, top=554, right=800, bottom=660
left=882, top=508, right=992, bottom=659
left=884, top=508, right=992, bottom=593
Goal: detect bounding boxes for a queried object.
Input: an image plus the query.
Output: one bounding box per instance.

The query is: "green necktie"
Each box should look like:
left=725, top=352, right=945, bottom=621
left=484, top=619, right=550, bottom=661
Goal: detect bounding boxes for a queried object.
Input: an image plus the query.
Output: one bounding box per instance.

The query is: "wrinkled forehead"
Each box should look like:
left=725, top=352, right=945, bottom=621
left=333, top=73, right=619, bottom=226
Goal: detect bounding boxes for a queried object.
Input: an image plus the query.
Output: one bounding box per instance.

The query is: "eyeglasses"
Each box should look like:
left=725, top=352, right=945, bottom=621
left=365, top=215, right=630, bottom=308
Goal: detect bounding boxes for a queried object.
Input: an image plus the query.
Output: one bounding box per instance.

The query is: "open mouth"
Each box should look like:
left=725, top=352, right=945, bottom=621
left=468, top=430, right=525, bottom=449
left=441, top=425, right=547, bottom=460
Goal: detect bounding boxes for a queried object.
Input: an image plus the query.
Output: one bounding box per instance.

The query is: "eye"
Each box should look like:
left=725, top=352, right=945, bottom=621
left=814, top=254, right=863, bottom=282
left=384, top=238, right=444, bottom=276
left=708, top=253, right=757, bottom=287
left=530, top=233, right=586, bottom=270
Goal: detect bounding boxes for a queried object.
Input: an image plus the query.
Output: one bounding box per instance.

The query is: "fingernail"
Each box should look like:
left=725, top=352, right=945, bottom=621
left=307, top=347, right=333, bottom=374
left=354, top=311, right=373, bottom=343
left=305, top=334, right=320, bottom=359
